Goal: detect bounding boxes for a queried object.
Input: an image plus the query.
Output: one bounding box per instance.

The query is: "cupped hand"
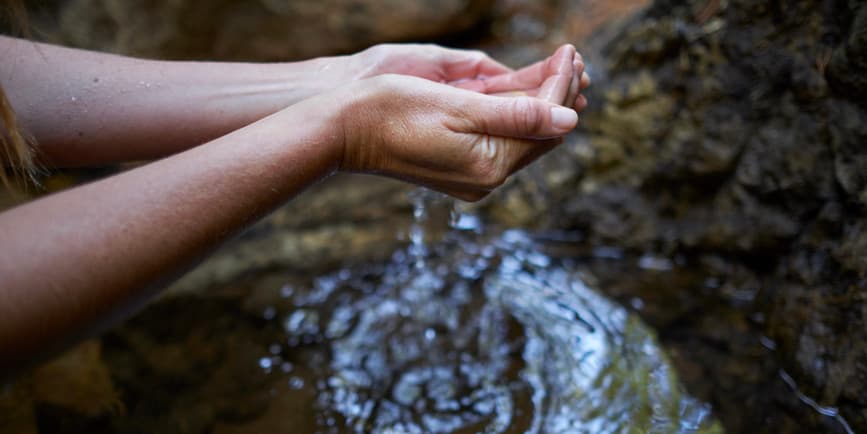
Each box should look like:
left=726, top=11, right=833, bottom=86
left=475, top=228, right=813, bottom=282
left=455, top=44, right=591, bottom=112
left=349, top=43, right=513, bottom=85
left=331, top=74, right=579, bottom=202
left=348, top=43, right=590, bottom=113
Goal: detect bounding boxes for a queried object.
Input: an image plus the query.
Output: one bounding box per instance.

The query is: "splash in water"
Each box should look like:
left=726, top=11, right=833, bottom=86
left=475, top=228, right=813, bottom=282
left=271, top=190, right=718, bottom=433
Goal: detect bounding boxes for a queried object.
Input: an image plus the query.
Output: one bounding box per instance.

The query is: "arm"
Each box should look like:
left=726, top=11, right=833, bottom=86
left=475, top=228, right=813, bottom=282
left=0, top=35, right=337, bottom=166
left=0, top=37, right=516, bottom=167
left=0, top=45, right=584, bottom=372
left=0, top=92, right=341, bottom=371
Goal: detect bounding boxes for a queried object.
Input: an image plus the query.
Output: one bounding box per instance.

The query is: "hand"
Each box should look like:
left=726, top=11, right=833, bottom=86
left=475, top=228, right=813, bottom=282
left=348, top=43, right=514, bottom=84
left=347, top=43, right=590, bottom=112
left=331, top=73, right=580, bottom=202
left=455, top=44, right=591, bottom=113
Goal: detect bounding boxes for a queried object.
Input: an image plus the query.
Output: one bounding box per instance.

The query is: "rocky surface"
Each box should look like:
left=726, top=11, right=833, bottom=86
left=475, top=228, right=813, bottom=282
left=28, top=0, right=494, bottom=60
left=479, top=0, right=867, bottom=432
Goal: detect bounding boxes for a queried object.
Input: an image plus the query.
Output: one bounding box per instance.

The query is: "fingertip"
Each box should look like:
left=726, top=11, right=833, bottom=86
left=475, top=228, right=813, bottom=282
left=550, top=106, right=578, bottom=132
left=567, top=45, right=578, bottom=67
left=574, top=94, right=588, bottom=111
left=573, top=58, right=585, bottom=74
left=580, top=72, right=591, bottom=90
left=554, top=44, right=576, bottom=62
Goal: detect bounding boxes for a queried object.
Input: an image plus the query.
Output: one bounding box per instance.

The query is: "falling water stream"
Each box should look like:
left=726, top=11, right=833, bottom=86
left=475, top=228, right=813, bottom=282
left=268, top=189, right=718, bottom=433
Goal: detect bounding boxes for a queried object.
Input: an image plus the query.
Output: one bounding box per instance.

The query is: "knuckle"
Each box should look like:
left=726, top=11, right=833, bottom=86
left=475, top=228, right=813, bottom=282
left=512, top=98, right=544, bottom=135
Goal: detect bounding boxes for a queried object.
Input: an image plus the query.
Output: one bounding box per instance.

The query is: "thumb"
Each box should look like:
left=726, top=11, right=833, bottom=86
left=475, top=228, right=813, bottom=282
left=469, top=95, right=578, bottom=139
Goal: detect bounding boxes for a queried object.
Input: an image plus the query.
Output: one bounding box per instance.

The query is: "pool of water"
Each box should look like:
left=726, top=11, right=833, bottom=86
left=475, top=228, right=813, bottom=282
left=181, top=191, right=720, bottom=434
left=265, top=225, right=717, bottom=433
left=6, top=194, right=720, bottom=434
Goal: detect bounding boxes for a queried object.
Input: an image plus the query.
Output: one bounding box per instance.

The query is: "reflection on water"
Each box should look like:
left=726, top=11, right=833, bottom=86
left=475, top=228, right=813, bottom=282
left=264, top=198, right=718, bottom=433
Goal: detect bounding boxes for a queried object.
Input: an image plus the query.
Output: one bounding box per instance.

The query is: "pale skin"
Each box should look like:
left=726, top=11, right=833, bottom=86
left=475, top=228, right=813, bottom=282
left=0, top=36, right=590, bottom=373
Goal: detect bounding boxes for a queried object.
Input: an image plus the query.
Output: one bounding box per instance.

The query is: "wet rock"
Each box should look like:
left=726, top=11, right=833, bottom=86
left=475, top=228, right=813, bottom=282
left=472, top=0, right=867, bottom=432
left=484, top=0, right=867, bottom=432
left=826, top=2, right=867, bottom=102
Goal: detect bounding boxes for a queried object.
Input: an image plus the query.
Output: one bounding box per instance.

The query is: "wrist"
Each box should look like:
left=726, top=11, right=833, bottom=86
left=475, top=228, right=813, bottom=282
left=274, top=91, right=349, bottom=176
left=327, top=76, right=396, bottom=172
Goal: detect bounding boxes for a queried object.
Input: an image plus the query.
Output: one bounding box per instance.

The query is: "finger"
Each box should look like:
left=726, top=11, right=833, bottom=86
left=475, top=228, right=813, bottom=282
left=466, top=94, right=579, bottom=139
left=574, top=94, right=588, bottom=112
left=451, top=78, right=488, bottom=92
left=537, top=46, right=576, bottom=104
left=565, top=59, right=582, bottom=108
left=490, top=89, right=535, bottom=97
left=572, top=50, right=591, bottom=91
left=441, top=48, right=513, bottom=80
left=476, top=44, right=576, bottom=95
left=475, top=59, right=546, bottom=93
left=580, top=72, right=591, bottom=90
left=571, top=56, right=587, bottom=104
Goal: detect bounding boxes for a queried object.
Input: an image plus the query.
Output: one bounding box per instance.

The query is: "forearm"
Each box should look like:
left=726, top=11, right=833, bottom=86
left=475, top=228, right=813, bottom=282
left=0, top=35, right=343, bottom=166
left=0, top=96, right=341, bottom=371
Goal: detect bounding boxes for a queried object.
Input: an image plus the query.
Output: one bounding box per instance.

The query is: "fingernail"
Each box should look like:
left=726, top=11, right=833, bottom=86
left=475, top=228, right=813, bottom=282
left=551, top=107, right=578, bottom=131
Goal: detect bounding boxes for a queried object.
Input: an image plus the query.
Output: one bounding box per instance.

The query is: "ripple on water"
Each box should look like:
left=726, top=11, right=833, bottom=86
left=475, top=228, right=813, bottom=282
left=277, top=227, right=718, bottom=434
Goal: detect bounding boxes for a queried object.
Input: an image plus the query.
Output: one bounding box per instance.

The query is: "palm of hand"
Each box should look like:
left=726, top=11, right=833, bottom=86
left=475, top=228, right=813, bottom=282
left=359, top=44, right=589, bottom=111
left=356, top=44, right=511, bottom=84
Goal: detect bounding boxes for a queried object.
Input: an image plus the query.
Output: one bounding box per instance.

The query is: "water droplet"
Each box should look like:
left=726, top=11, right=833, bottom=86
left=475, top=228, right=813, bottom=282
left=592, top=246, right=624, bottom=259
left=263, top=306, right=276, bottom=320
left=760, top=335, right=777, bottom=351
left=424, top=328, right=436, bottom=341
left=638, top=254, right=674, bottom=271
left=288, top=376, right=305, bottom=390
left=449, top=211, right=482, bottom=232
